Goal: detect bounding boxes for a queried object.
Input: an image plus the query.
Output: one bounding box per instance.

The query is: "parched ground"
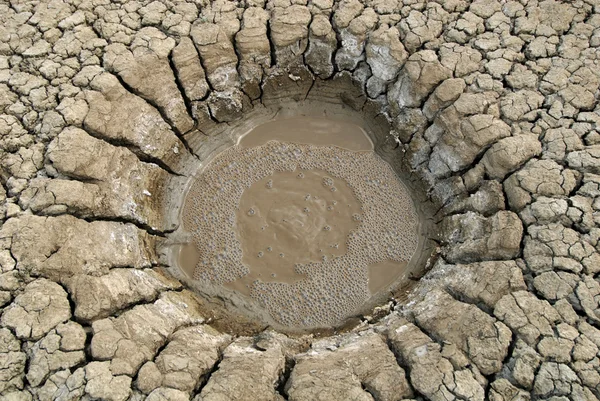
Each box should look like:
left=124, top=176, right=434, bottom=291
left=0, top=0, right=600, bottom=400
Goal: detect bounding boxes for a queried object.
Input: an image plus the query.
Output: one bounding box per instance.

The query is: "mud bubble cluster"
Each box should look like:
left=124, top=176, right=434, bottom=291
left=182, top=140, right=419, bottom=328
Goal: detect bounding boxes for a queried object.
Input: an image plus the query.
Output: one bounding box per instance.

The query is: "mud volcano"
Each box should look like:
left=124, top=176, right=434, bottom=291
left=174, top=116, right=423, bottom=329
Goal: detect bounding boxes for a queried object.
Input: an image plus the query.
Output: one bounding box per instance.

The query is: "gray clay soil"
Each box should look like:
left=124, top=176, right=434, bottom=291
left=1, top=0, right=600, bottom=400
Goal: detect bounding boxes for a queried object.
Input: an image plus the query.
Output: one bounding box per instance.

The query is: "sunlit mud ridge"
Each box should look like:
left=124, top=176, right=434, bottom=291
left=1, top=0, right=600, bottom=400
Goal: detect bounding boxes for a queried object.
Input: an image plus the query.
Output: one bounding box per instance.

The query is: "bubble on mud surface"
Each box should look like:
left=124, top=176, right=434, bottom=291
left=182, top=141, right=419, bottom=328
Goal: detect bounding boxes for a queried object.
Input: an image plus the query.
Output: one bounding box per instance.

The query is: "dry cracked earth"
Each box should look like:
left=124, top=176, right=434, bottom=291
left=0, top=0, right=600, bottom=400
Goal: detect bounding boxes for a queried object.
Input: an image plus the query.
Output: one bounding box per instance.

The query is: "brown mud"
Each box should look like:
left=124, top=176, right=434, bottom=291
left=173, top=115, right=424, bottom=330
left=238, top=116, right=373, bottom=151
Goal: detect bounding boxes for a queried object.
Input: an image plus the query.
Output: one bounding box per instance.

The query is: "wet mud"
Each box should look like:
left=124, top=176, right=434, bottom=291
left=176, top=116, right=422, bottom=328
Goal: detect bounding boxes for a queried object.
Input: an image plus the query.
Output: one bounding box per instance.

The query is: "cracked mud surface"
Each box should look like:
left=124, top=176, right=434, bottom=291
left=0, top=0, right=600, bottom=400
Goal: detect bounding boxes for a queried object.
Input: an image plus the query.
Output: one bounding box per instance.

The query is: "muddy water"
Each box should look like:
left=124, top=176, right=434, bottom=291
left=229, top=169, right=361, bottom=294
left=237, top=117, right=408, bottom=297
left=367, top=260, right=409, bottom=294
left=178, top=242, right=199, bottom=278
left=238, top=116, right=373, bottom=151
left=178, top=116, right=419, bottom=328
